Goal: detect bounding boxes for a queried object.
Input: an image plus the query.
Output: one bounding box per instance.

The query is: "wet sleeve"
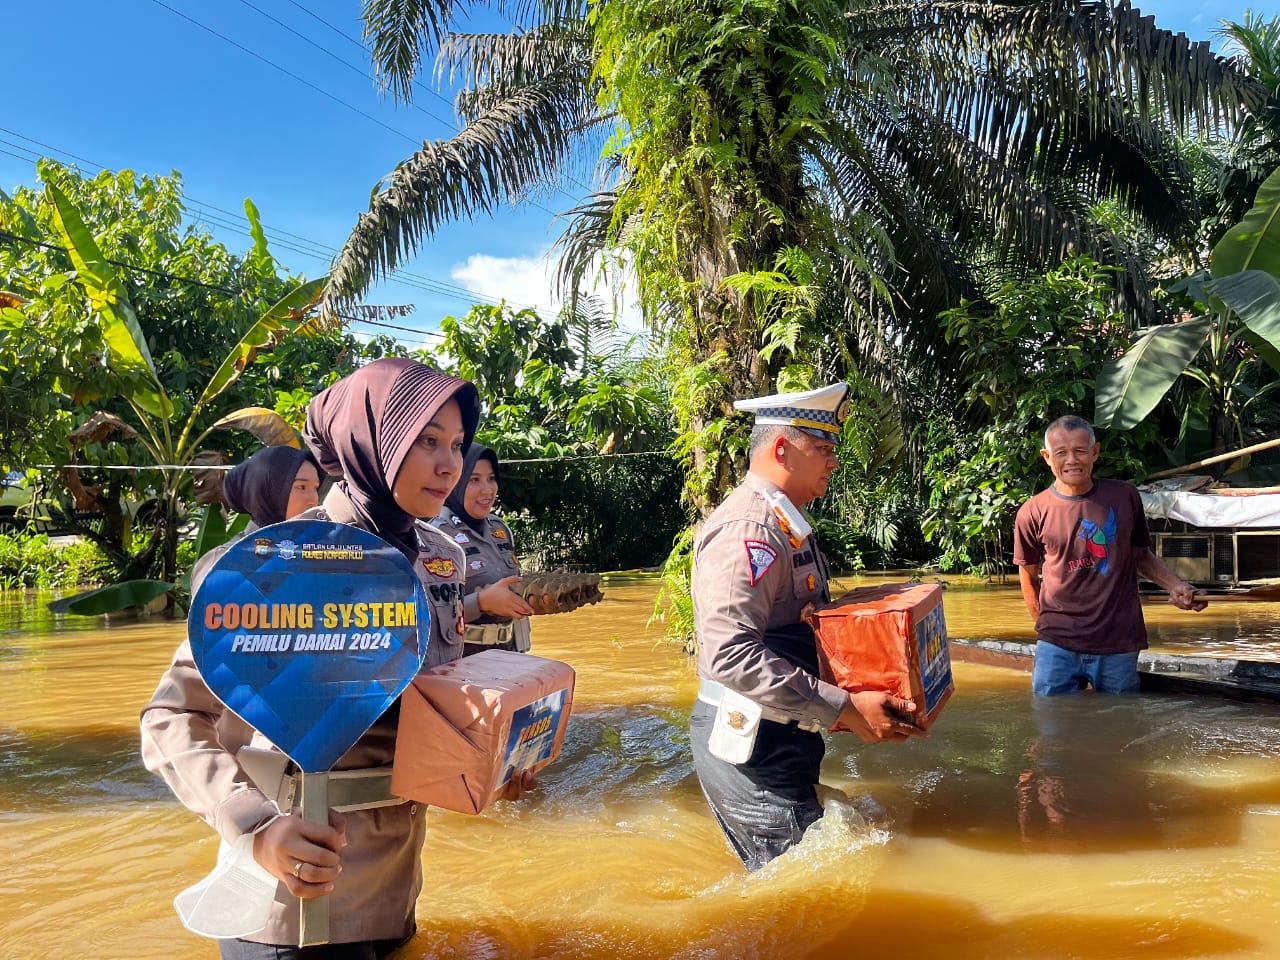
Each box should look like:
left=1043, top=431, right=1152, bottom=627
left=139, top=640, right=278, bottom=844
left=693, top=519, right=845, bottom=727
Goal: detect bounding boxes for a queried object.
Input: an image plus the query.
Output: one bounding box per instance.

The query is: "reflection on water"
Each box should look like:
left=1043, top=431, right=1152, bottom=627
left=1, top=577, right=1279, bottom=959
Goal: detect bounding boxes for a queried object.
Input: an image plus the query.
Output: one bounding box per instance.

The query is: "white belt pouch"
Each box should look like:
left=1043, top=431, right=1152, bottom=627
left=707, top=687, right=764, bottom=764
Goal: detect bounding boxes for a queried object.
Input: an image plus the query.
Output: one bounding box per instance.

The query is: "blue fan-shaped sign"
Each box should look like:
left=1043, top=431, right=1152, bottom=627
left=189, top=519, right=429, bottom=772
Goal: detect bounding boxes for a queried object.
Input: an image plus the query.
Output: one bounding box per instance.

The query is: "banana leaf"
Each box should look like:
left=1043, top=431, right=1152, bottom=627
left=179, top=506, right=251, bottom=592
left=212, top=407, right=300, bottom=447
left=1212, top=166, right=1280, bottom=278
left=1094, top=317, right=1213, bottom=430
left=1208, top=270, right=1280, bottom=376
left=44, top=182, right=173, bottom=419
left=48, top=579, right=174, bottom=616
left=195, top=276, right=327, bottom=409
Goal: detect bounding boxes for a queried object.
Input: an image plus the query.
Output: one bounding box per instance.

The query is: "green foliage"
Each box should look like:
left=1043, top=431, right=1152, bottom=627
left=420, top=301, right=682, bottom=571
left=923, top=257, right=1148, bottom=574
left=0, top=161, right=340, bottom=603
left=649, top=525, right=697, bottom=652
left=810, top=374, right=924, bottom=572
left=592, top=0, right=845, bottom=512
left=46, top=578, right=173, bottom=615
left=504, top=453, right=686, bottom=572
left=1096, top=166, right=1280, bottom=454
left=0, top=532, right=105, bottom=591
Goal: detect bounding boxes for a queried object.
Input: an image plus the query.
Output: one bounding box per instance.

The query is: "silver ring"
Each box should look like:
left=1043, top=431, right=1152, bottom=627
left=292, top=861, right=305, bottom=878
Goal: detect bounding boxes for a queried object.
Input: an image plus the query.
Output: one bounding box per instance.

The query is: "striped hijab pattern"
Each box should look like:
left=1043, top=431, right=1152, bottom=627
left=304, top=357, right=480, bottom=556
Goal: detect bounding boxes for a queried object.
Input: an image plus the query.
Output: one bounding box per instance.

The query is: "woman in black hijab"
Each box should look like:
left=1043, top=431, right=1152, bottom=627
left=432, top=443, right=534, bottom=655
left=222, top=445, right=322, bottom=529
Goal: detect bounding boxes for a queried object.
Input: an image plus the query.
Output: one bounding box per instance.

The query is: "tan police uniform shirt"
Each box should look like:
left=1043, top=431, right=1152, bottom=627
left=428, top=506, right=532, bottom=652
left=139, top=487, right=466, bottom=945
left=693, top=472, right=848, bottom=728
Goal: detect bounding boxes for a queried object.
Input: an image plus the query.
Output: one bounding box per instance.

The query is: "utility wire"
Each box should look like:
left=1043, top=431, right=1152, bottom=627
left=146, top=0, right=573, bottom=220
left=28, top=449, right=675, bottom=472
left=0, top=228, right=450, bottom=342
left=232, top=0, right=455, bottom=130
left=275, top=0, right=597, bottom=200
left=0, top=124, right=546, bottom=319
left=146, top=0, right=429, bottom=148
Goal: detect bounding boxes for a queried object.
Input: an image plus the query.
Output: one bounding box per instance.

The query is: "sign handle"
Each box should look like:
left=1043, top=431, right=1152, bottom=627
left=298, top=773, right=331, bottom=946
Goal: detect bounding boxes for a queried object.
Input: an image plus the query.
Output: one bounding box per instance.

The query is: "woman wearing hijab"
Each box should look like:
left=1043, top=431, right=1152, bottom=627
left=142, top=358, right=523, bottom=958
left=222, top=445, right=323, bottom=530
left=430, top=444, right=535, bottom=656
left=186, top=446, right=324, bottom=591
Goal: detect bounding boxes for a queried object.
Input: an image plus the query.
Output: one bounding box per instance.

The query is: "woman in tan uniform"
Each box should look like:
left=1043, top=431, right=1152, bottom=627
left=141, top=359, right=511, bottom=958
left=430, top=443, right=534, bottom=656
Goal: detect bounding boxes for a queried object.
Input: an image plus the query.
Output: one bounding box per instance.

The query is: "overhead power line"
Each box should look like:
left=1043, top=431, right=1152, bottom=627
left=146, top=0, right=429, bottom=148
left=146, top=0, right=578, bottom=219
left=0, top=124, right=547, bottom=319
left=0, top=227, right=446, bottom=341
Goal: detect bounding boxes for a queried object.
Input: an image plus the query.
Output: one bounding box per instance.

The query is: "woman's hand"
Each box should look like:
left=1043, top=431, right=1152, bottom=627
left=477, top=577, right=535, bottom=620
left=253, top=811, right=348, bottom=899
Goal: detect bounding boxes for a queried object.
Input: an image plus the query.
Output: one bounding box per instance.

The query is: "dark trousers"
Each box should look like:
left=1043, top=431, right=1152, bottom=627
left=689, top=698, right=826, bottom=871
left=219, top=935, right=410, bottom=959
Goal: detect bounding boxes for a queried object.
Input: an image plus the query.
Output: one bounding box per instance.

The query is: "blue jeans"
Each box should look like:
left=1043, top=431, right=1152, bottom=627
left=1032, top=640, right=1140, bottom=696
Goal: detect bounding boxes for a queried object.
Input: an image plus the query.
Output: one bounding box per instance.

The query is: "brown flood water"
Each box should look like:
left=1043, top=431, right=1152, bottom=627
left=2, top=575, right=1279, bottom=960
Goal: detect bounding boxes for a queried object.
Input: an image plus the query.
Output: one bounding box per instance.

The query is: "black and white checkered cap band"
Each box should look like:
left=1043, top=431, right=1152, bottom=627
left=753, top=405, right=840, bottom=429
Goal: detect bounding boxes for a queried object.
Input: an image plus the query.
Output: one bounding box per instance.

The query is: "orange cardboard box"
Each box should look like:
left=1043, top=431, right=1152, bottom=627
left=810, top=582, right=953, bottom=731
left=392, top=649, right=575, bottom=814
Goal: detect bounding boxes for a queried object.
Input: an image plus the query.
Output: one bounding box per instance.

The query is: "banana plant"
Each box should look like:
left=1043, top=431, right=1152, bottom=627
left=1095, top=166, right=1280, bottom=456
left=44, top=181, right=326, bottom=612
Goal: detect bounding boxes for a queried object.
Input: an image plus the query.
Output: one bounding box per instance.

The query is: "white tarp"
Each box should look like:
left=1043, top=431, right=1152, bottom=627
left=1140, top=488, right=1280, bottom=528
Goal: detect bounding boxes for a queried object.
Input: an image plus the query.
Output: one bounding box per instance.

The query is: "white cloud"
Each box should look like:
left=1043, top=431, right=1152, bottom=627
left=450, top=248, right=646, bottom=339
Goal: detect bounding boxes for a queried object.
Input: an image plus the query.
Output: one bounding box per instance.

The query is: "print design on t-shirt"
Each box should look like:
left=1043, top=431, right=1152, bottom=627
left=1074, top=508, right=1117, bottom=576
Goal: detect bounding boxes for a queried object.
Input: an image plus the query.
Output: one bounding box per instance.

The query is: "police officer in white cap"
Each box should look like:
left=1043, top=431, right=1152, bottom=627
left=689, top=382, right=926, bottom=871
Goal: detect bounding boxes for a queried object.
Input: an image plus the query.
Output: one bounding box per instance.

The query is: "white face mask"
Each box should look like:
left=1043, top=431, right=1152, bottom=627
left=172, top=828, right=278, bottom=939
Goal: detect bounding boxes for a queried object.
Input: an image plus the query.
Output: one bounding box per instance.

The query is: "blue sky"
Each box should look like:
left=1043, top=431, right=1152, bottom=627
left=0, top=0, right=1262, bottom=353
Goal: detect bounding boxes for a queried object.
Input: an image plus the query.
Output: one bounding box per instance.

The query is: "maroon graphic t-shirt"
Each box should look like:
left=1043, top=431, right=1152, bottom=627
left=1012, top=479, right=1150, bottom=655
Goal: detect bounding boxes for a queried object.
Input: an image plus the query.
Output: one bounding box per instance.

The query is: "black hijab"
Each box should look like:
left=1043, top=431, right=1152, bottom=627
left=303, top=358, right=480, bottom=558
left=444, top=443, right=500, bottom=534
left=222, top=446, right=320, bottom=527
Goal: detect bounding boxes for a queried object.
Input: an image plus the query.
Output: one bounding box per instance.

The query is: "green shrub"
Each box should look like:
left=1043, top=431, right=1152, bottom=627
left=0, top=532, right=106, bottom=590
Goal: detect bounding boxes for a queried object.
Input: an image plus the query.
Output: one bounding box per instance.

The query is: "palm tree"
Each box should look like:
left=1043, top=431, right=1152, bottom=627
left=327, top=0, right=1263, bottom=512
left=1215, top=11, right=1280, bottom=234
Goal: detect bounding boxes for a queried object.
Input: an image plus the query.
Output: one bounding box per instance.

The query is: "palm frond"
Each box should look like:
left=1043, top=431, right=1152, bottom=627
left=439, top=20, right=593, bottom=106
left=553, top=191, right=617, bottom=300
left=362, top=0, right=458, bottom=102
left=326, top=79, right=597, bottom=306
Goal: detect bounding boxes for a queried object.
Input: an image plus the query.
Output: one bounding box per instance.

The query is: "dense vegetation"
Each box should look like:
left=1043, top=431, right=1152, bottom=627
left=3, top=4, right=1280, bottom=630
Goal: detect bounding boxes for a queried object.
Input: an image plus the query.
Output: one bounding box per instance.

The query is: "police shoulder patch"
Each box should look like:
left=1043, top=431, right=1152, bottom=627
left=744, top=539, right=778, bottom=586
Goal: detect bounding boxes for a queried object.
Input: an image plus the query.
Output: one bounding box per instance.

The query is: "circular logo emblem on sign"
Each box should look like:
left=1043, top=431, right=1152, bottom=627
left=189, top=519, right=431, bottom=772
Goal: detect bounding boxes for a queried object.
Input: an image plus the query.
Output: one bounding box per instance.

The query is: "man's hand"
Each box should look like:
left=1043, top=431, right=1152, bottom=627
left=837, top=691, right=929, bottom=744
left=1167, top=580, right=1208, bottom=612
left=498, top=769, right=538, bottom=802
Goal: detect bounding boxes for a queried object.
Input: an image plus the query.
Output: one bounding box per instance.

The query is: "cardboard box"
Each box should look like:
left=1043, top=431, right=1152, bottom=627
left=391, top=649, right=575, bottom=814
left=810, top=582, right=953, bottom=730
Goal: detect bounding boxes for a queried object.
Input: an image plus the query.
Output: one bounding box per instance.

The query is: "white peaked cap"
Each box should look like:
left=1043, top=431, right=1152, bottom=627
left=733, top=382, right=852, bottom=441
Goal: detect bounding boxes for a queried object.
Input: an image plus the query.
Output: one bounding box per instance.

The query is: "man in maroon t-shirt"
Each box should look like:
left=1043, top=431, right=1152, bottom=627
left=1013, top=415, right=1206, bottom=695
